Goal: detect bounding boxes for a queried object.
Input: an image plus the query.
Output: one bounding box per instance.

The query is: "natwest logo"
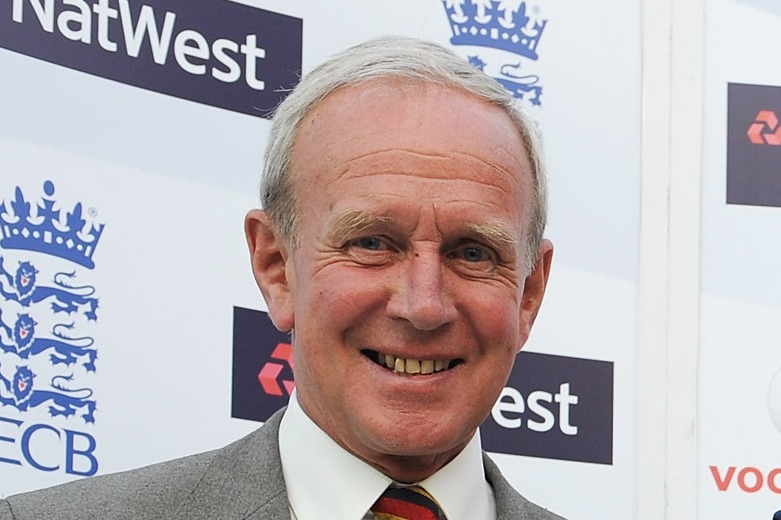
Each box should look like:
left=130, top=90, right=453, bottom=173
left=258, top=342, right=294, bottom=398
left=727, top=83, right=781, bottom=207
left=747, top=110, right=781, bottom=146
left=0, top=0, right=302, bottom=118
left=231, top=307, right=293, bottom=422
left=481, top=352, right=613, bottom=464
left=492, top=382, right=579, bottom=435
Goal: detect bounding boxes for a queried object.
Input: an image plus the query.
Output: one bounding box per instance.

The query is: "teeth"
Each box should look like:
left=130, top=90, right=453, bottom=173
left=380, top=354, right=452, bottom=375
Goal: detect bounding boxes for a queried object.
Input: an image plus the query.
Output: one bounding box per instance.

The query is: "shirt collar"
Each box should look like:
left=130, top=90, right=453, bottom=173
left=419, top=431, right=494, bottom=520
left=279, top=391, right=494, bottom=520
left=279, top=392, right=391, bottom=520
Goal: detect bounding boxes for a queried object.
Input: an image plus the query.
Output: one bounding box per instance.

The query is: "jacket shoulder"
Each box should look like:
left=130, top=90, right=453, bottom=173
left=1, top=410, right=287, bottom=520
left=2, top=447, right=220, bottom=520
left=483, top=452, right=569, bottom=520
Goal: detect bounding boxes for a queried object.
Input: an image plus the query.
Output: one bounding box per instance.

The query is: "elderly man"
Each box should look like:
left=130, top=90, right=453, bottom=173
left=0, top=36, right=562, bottom=520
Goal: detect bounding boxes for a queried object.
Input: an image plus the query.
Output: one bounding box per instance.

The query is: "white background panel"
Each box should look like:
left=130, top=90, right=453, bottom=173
left=0, top=2, right=640, bottom=518
left=701, top=0, right=781, bottom=517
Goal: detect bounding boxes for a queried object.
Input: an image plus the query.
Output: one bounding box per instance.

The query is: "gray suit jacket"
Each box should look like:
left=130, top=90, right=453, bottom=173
left=0, top=410, right=566, bottom=519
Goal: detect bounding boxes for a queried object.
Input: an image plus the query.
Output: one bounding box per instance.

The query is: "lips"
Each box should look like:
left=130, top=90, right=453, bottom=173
left=363, top=350, right=462, bottom=375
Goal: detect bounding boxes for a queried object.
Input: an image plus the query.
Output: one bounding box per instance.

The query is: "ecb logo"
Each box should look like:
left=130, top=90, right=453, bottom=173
left=0, top=180, right=102, bottom=477
left=441, top=0, right=548, bottom=108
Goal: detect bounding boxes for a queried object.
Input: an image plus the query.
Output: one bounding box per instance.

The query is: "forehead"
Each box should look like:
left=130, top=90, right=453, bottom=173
left=290, top=79, right=533, bottom=221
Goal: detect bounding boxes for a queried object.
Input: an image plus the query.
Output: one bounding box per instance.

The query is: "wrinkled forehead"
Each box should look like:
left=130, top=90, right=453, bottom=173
left=289, top=79, right=534, bottom=205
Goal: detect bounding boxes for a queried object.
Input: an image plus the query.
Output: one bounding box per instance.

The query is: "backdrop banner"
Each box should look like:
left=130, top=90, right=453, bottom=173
left=701, top=1, right=781, bottom=517
left=0, top=2, right=640, bottom=518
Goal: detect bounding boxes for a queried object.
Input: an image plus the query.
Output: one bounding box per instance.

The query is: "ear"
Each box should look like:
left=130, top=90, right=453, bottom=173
left=517, top=238, right=554, bottom=350
left=244, top=209, right=295, bottom=332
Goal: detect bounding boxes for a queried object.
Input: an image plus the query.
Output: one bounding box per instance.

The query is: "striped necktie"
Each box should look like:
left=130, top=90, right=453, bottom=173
left=371, top=486, right=444, bottom=520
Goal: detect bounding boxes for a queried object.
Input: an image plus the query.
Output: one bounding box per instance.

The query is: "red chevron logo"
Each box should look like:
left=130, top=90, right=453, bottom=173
left=258, top=342, right=295, bottom=397
left=747, top=110, right=781, bottom=145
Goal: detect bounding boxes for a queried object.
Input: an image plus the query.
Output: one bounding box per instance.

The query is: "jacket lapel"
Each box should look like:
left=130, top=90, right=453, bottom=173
left=483, top=452, right=564, bottom=520
left=173, top=411, right=563, bottom=520
left=174, top=409, right=291, bottom=520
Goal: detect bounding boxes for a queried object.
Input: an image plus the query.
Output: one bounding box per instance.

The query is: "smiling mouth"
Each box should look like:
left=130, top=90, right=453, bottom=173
left=363, top=350, right=463, bottom=375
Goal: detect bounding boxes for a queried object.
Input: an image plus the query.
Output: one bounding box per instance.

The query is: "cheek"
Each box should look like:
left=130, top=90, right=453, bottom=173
left=295, top=266, right=380, bottom=350
left=467, top=293, right=523, bottom=350
left=301, top=267, right=386, bottom=318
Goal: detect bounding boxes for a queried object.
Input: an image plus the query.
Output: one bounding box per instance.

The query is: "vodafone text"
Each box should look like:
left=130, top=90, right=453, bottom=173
left=710, top=465, right=781, bottom=494
left=12, top=0, right=267, bottom=89
left=491, top=382, right=579, bottom=434
left=710, top=466, right=781, bottom=494
left=0, top=415, right=98, bottom=476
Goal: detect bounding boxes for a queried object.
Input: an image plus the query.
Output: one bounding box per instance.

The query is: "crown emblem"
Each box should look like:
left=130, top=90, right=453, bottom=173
left=0, top=180, right=105, bottom=269
left=442, top=0, right=547, bottom=60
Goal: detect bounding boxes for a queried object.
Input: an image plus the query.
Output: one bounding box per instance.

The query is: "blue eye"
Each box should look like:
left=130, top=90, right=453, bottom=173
left=343, top=235, right=395, bottom=266
left=354, top=236, right=384, bottom=250
left=460, top=245, right=489, bottom=262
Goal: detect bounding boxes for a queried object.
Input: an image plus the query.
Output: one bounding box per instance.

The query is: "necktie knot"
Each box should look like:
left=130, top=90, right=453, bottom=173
left=371, top=485, right=443, bottom=520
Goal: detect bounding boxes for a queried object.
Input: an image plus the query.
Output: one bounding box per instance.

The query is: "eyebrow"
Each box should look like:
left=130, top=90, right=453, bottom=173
left=462, top=221, right=519, bottom=253
left=326, top=209, right=520, bottom=253
left=325, top=210, right=394, bottom=243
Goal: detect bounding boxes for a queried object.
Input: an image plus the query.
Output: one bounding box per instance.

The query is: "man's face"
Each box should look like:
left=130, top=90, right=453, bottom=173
left=247, top=79, right=552, bottom=482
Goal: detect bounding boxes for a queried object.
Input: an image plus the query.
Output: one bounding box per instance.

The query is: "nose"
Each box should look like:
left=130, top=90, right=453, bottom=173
left=386, top=251, right=458, bottom=331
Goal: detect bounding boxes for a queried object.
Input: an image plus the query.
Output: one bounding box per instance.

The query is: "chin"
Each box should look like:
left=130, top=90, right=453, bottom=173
left=362, top=422, right=472, bottom=458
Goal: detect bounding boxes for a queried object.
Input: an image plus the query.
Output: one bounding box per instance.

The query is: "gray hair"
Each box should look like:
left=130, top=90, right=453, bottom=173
left=260, top=35, right=547, bottom=269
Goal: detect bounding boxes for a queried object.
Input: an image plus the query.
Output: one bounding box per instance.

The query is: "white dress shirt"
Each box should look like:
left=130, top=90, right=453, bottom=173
left=279, top=391, right=496, bottom=520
